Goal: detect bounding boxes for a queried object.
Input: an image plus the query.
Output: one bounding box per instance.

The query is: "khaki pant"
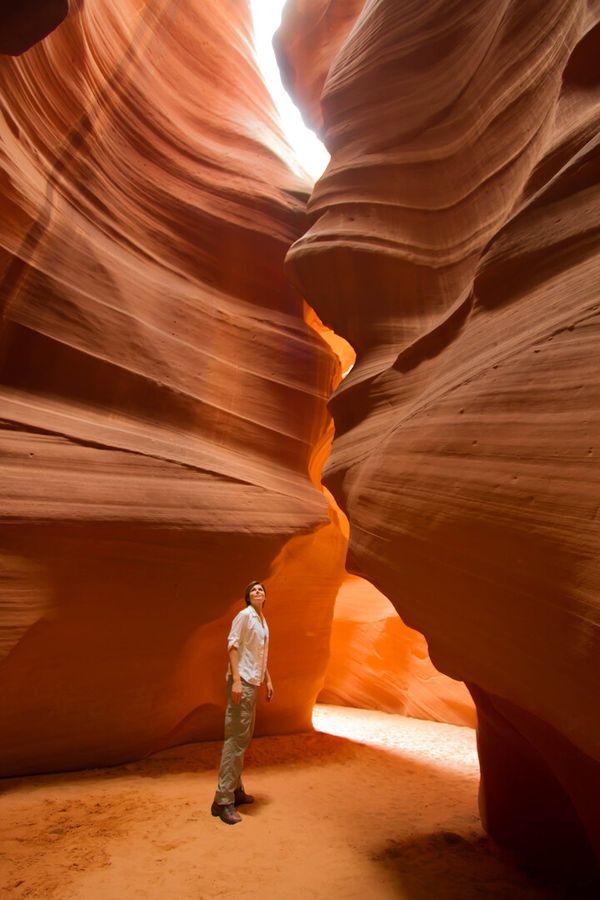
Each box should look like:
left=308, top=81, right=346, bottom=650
left=214, top=677, right=258, bottom=805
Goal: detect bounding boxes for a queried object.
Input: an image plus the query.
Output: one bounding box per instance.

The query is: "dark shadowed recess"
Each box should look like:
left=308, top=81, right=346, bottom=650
left=0, top=0, right=69, bottom=55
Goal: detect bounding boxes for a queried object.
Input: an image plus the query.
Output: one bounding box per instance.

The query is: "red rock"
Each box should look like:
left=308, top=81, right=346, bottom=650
left=0, top=0, right=346, bottom=775
left=304, top=296, right=472, bottom=729
left=283, top=0, right=600, bottom=875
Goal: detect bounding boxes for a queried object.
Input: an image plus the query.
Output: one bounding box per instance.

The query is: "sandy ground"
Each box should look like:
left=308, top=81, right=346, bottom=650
left=0, top=705, right=584, bottom=899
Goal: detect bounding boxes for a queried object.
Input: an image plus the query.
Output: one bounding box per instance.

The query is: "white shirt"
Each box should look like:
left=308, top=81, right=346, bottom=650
left=227, top=606, right=269, bottom=686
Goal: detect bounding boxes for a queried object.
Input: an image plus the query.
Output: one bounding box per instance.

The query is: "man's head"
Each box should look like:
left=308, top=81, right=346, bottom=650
left=244, top=580, right=266, bottom=608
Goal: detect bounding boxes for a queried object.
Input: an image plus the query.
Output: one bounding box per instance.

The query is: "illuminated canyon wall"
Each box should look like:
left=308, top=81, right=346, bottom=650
left=280, top=0, right=600, bottom=875
left=0, top=0, right=471, bottom=781
left=0, top=0, right=349, bottom=775
left=306, top=304, right=475, bottom=728
left=319, top=575, right=475, bottom=727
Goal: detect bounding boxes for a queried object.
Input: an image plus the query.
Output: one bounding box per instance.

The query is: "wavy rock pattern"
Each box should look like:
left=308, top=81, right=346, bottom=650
left=0, top=0, right=346, bottom=775
left=304, top=300, right=473, bottom=727
left=282, top=0, right=600, bottom=875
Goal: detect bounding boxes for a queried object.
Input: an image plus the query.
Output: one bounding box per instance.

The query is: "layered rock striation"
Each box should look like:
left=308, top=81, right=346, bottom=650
left=281, top=0, right=600, bottom=875
left=0, top=0, right=346, bottom=775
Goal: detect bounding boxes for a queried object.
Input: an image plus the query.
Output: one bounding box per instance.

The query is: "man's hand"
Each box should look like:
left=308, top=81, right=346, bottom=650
left=266, top=680, right=274, bottom=703
left=232, top=679, right=242, bottom=704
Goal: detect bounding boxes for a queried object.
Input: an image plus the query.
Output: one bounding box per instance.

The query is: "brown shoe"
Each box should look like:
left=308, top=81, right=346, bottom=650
left=211, top=801, right=241, bottom=825
left=234, top=788, right=255, bottom=806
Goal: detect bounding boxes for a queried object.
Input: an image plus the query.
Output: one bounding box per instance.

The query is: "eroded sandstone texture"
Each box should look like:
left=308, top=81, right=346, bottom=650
left=0, top=0, right=347, bottom=775
left=281, top=0, right=600, bottom=876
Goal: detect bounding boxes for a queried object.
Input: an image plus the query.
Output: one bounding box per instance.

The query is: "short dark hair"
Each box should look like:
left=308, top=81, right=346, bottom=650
left=244, top=580, right=266, bottom=605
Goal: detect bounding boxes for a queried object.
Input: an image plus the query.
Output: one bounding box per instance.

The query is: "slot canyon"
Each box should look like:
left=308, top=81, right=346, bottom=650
left=1, top=1, right=598, bottom=897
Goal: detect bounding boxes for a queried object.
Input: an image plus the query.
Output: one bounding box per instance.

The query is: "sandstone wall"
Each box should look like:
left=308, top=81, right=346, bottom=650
left=0, top=0, right=346, bottom=775
left=281, top=0, right=600, bottom=874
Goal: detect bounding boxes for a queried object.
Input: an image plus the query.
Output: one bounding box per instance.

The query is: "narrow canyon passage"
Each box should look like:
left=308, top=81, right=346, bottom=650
left=1, top=0, right=598, bottom=894
left=0, top=707, right=567, bottom=900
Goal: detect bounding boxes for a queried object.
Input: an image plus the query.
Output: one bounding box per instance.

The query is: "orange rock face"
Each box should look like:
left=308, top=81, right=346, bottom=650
left=306, top=299, right=473, bottom=729
left=0, top=0, right=347, bottom=775
left=319, top=576, right=475, bottom=727
left=282, top=0, right=600, bottom=875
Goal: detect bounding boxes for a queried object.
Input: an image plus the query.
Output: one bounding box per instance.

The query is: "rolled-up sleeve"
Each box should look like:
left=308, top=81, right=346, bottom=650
left=227, top=611, right=245, bottom=650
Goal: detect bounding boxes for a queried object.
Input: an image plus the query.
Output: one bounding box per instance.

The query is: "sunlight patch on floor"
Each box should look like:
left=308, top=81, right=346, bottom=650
left=313, top=703, right=480, bottom=776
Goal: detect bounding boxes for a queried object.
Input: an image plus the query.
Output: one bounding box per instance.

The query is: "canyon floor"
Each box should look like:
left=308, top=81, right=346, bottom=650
left=0, top=705, right=585, bottom=899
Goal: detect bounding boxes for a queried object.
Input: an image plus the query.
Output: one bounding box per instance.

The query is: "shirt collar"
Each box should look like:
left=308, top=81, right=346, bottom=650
left=247, top=606, right=264, bottom=623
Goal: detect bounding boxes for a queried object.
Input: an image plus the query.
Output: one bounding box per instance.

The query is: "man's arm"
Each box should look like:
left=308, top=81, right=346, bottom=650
left=265, top=668, right=273, bottom=702
left=229, top=646, right=242, bottom=704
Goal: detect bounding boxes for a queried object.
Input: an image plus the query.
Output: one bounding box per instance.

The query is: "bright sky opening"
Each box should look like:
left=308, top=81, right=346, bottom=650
left=249, top=0, right=330, bottom=182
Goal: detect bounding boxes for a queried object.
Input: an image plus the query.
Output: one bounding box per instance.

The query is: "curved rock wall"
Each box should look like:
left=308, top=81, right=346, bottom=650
left=305, top=284, right=474, bottom=728
left=282, top=0, right=600, bottom=875
left=0, top=0, right=346, bottom=775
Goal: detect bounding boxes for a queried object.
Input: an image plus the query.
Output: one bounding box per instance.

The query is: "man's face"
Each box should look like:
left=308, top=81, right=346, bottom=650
left=249, top=583, right=265, bottom=611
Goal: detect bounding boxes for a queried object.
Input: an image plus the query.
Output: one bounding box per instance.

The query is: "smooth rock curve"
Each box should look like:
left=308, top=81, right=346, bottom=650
left=0, top=0, right=345, bottom=775
left=283, top=0, right=600, bottom=875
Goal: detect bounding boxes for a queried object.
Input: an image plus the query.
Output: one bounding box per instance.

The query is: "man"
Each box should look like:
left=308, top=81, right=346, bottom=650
left=211, top=580, right=273, bottom=825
